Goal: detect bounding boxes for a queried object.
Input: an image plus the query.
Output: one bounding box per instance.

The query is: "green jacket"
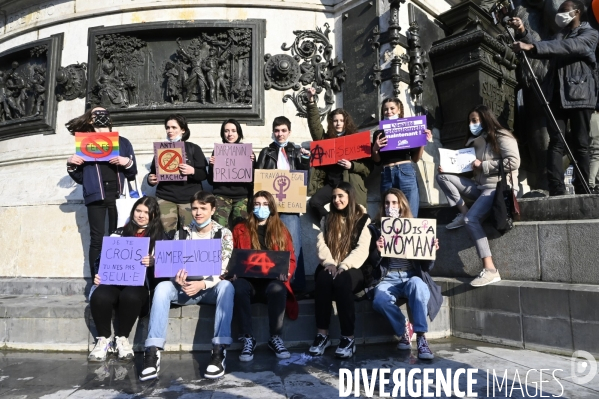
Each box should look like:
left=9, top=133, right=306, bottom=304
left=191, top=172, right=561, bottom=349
left=306, top=102, right=372, bottom=207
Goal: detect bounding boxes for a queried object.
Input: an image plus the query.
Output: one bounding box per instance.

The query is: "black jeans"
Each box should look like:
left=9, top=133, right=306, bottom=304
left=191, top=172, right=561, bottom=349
left=547, top=105, right=593, bottom=195
left=90, top=284, right=149, bottom=338
left=314, top=265, right=364, bottom=337
left=232, top=278, right=287, bottom=337
left=87, top=187, right=118, bottom=277
left=309, top=184, right=334, bottom=220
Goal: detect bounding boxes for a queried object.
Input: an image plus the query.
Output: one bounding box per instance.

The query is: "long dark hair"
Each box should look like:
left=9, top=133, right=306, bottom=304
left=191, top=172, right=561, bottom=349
left=65, top=106, right=111, bottom=134
left=219, top=118, right=244, bottom=143
left=122, top=196, right=164, bottom=252
left=325, top=108, right=357, bottom=138
left=380, top=98, right=404, bottom=119
left=165, top=114, right=191, bottom=141
left=466, top=104, right=515, bottom=154
left=245, top=191, right=292, bottom=251
left=325, top=182, right=365, bottom=262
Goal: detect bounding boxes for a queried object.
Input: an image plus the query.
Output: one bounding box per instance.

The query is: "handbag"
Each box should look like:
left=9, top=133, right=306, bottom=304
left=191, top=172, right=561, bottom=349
left=490, top=157, right=519, bottom=235
left=116, top=178, right=143, bottom=228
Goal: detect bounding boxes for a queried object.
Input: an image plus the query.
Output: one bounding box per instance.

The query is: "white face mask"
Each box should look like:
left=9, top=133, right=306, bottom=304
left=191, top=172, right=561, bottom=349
left=385, top=206, right=400, bottom=219
left=166, top=135, right=182, bottom=142
left=386, top=114, right=399, bottom=120
left=555, top=11, right=575, bottom=28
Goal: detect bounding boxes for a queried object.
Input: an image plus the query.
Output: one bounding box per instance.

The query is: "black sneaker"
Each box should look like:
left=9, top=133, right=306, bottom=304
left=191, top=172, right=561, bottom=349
left=205, top=345, right=226, bottom=379
left=335, top=336, right=356, bottom=359
left=268, top=335, right=290, bottom=359
left=308, top=333, right=331, bottom=356
left=139, top=346, right=161, bottom=381
left=239, top=335, right=256, bottom=362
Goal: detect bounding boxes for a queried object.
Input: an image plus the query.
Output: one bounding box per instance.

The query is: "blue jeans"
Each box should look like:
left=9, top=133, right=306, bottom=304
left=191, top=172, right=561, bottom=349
left=380, top=163, right=419, bottom=217
left=279, top=212, right=305, bottom=290
left=372, top=270, right=429, bottom=335
left=145, top=280, right=234, bottom=348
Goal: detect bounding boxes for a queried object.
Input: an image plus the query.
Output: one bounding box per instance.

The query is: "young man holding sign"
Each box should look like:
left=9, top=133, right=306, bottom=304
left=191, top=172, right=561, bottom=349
left=367, top=188, right=441, bottom=360
left=140, top=191, right=234, bottom=381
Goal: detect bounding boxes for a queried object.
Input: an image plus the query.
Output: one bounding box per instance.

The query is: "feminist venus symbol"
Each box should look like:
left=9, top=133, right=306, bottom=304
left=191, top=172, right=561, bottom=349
left=273, top=175, right=291, bottom=201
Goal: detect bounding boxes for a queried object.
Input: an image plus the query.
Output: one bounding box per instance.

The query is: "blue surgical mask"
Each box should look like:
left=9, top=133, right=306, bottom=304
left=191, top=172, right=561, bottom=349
left=386, top=114, right=399, bottom=120
left=253, top=206, right=270, bottom=220
left=274, top=141, right=288, bottom=148
left=469, top=123, right=483, bottom=136
left=191, top=218, right=211, bottom=230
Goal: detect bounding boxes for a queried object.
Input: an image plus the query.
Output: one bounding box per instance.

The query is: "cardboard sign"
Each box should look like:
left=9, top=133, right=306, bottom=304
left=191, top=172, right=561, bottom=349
left=98, top=236, right=150, bottom=286
left=154, top=239, right=222, bottom=278
left=439, top=148, right=477, bottom=174
left=310, top=131, right=372, bottom=167
left=227, top=249, right=290, bottom=279
left=213, top=143, right=253, bottom=182
left=154, top=142, right=187, bottom=182
left=380, top=217, right=436, bottom=260
left=75, top=132, right=120, bottom=162
left=253, top=169, right=308, bottom=213
left=379, top=116, right=428, bottom=151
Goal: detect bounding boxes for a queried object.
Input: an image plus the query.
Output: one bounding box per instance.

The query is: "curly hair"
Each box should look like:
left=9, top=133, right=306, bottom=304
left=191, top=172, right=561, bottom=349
left=325, top=108, right=357, bottom=138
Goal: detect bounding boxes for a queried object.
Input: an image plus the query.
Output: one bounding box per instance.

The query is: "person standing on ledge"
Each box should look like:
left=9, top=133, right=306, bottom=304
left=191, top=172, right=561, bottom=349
left=511, top=0, right=598, bottom=195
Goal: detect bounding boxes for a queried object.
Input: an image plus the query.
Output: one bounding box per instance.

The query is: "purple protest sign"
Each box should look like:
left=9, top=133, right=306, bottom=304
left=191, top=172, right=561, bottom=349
left=154, top=239, right=222, bottom=278
left=98, top=236, right=150, bottom=286
left=213, top=143, right=253, bottom=182
left=379, top=115, right=428, bottom=152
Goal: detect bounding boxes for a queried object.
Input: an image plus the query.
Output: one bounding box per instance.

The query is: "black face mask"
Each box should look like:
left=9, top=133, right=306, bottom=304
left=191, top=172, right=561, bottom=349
left=92, top=110, right=111, bottom=128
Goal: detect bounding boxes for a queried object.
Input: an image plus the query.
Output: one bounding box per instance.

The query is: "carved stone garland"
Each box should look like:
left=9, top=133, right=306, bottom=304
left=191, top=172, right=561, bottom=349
left=264, top=23, right=346, bottom=120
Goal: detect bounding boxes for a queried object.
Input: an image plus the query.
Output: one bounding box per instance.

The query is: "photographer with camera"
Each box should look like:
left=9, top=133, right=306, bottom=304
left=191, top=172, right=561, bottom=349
left=510, top=0, right=598, bottom=196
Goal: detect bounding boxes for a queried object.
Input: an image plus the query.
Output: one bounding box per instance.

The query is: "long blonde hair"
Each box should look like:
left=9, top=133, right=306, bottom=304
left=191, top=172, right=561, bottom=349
left=245, top=191, right=292, bottom=251
left=324, top=182, right=365, bottom=262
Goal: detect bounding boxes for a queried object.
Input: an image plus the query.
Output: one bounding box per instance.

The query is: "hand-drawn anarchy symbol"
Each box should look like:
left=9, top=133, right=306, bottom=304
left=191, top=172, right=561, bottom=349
left=243, top=252, right=276, bottom=275
left=310, top=144, right=326, bottom=165
left=273, top=175, right=291, bottom=201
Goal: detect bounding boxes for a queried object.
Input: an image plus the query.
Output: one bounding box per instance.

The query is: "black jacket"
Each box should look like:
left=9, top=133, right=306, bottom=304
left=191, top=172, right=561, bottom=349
left=149, top=141, right=208, bottom=204
left=255, top=142, right=310, bottom=171
left=519, top=22, right=599, bottom=109
left=207, top=149, right=253, bottom=199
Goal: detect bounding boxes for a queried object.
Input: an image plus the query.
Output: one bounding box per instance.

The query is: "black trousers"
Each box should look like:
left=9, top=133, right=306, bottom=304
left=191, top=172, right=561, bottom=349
left=309, top=185, right=334, bottom=220
left=232, top=278, right=287, bottom=337
left=90, top=284, right=149, bottom=338
left=87, top=191, right=118, bottom=277
left=314, top=265, right=364, bottom=337
left=547, top=105, right=593, bottom=195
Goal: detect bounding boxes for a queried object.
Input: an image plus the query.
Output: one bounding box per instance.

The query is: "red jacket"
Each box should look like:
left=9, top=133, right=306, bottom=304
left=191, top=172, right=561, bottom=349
left=232, top=223, right=298, bottom=320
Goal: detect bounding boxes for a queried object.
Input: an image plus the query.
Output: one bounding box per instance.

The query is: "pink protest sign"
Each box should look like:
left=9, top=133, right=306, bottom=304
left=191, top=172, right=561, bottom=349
left=213, top=143, right=253, bottom=182
left=98, top=236, right=150, bottom=286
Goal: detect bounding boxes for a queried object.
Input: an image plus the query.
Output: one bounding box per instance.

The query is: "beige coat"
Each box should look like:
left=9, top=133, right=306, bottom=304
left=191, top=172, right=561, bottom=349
left=466, top=129, right=520, bottom=191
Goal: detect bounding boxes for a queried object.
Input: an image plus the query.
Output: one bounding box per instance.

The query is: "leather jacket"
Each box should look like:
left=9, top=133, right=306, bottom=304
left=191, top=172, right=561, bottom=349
left=255, top=142, right=310, bottom=171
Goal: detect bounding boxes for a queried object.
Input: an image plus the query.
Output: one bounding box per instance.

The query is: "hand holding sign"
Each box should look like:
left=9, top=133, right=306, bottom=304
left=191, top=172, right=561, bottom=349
left=309, top=131, right=371, bottom=167
left=227, top=249, right=290, bottom=279
left=154, top=142, right=187, bottom=182
left=379, top=116, right=428, bottom=151
left=98, top=236, right=150, bottom=286
left=380, top=217, right=437, bottom=260
left=75, top=132, right=120, bottom=162
left=438, top=148, right=476, bottom=174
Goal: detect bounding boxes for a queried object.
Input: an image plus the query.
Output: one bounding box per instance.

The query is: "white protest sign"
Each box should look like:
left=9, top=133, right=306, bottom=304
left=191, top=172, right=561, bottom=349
left=380, top=217, right=436, bottom=260
left=439, top=148, right=476, bottom=174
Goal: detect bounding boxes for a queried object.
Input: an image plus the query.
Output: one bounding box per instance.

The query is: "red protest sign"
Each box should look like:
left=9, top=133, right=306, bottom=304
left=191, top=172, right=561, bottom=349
left=310, top=131, right=371, bottom=167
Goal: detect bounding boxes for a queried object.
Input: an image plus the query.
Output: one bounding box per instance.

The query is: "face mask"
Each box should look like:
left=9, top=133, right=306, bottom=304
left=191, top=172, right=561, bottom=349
left=274, top=141, right=288, bottom=148
left=92, top=110, right=111, bottom=128
left=385, top=207, right=400, bottom=219
left=386, top=114, right=399, bottom=120
left=167, top=135, right=182, bottom=142
left=555, top=11, right=575, bottom=28
left=469, top=123, right=483, bottom=136
left=253, top=206, right=270, bottom=220
left=191, top=218, right=211, bottom=230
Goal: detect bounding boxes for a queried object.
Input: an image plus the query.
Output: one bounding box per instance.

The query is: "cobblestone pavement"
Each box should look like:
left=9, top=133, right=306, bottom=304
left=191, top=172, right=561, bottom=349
left=0, top=338, right=597, bottom=398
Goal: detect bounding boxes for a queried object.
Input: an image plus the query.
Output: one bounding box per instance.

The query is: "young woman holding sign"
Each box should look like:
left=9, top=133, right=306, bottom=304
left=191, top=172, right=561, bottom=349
left=147, top=114, right=208, bottom=236
left=309, top=182, right=370, bottom=359
left=207, top=118, right=255, bottom=228
left=66, top=106, right=137, bottom=278
left=372, top=98, right=432, bottom=217
left=89, top=196, right=166, bottom=362
left=368, top=188, right=441, bottom=360
left=231, top=191, right=297, bottom=361
left=436, top=105, right=520, bottom=287
left=306, top=88, right=372, bottom=218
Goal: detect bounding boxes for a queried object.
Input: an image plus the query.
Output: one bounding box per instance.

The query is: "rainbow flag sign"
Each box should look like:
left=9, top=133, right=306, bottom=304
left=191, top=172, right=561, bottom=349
left=75, top=132, right=120, bottom=162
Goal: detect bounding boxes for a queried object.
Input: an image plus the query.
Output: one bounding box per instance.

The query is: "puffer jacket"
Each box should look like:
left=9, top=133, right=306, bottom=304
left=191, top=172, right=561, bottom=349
left=518, top=21, right=598, bottom=109
left=466, top=129, right=520, bottom=191
left=306, top=102, right=372, bottom=207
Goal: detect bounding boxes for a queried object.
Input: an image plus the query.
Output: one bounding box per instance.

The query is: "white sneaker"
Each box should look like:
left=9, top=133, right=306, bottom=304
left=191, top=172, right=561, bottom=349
left=115, top=336, right=134, bottom=360
left=470, top=269, right=501, bottom=287
left=446, top=213, right=466, bottom=229
left=89, top=336, right=111, bottom=362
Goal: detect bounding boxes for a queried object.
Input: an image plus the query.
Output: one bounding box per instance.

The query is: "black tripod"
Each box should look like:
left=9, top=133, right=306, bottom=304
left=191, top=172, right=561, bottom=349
left=491, top=0, right=592, bottom=194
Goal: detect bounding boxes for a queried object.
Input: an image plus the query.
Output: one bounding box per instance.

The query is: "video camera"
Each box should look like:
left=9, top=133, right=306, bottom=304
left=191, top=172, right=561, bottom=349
left=488, top=0, right=515, bottom=26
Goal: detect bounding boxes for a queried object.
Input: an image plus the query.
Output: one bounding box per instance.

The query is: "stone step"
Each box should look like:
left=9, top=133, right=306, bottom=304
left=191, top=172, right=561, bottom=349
left=0, top=290, right=451, bottom=352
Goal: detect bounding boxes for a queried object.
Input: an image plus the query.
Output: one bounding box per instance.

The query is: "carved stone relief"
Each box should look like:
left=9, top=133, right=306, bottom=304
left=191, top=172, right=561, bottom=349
left=86, top=21, right=265, bottom=125
left=56, top=63, right=88, bottom=101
